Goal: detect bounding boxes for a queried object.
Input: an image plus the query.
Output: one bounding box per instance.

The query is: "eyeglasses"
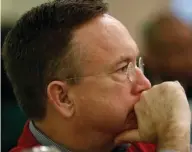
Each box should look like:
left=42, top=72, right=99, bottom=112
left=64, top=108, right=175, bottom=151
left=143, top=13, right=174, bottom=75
left=126, top=57, right=144, bottom=82
left=65, top=57, right=144, bottom=82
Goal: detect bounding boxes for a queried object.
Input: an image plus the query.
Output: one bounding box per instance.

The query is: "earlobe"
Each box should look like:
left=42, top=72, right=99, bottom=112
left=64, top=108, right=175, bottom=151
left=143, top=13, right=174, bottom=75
left=47, top=81, right=75, bottom=118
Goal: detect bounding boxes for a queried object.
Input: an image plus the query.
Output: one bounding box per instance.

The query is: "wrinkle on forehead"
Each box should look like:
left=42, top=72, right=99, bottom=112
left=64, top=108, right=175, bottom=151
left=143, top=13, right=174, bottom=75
left=72, top=14, right=138, bottom=74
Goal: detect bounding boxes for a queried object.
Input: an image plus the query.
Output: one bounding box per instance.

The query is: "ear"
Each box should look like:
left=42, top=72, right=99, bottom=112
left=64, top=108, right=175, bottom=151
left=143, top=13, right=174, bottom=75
left=47, top=81, right=75, bottom=118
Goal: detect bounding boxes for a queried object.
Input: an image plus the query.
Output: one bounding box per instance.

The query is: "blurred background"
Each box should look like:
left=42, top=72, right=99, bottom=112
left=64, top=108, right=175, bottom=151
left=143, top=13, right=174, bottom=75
left=1, top=0, right=192, bottom=151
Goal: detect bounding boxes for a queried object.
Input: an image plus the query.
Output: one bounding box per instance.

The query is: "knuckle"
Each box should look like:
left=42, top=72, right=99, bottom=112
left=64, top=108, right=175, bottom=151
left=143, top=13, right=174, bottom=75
left=134, top=102, right=140, bottom=111
left=160, top=81, right=180, bottom=92
left=161, top=81, right=171, bottom=88
left=140, top=90, right=147, bottom=100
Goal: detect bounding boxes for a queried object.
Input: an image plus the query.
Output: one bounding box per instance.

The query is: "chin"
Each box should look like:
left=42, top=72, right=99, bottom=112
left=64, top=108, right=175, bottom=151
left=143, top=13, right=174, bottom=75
left=115, top=122, right=137, bottom=136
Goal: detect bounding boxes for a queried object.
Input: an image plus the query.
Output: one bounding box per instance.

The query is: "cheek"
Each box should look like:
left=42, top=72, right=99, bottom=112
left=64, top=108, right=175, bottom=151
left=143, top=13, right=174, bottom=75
left=110, top=84, right=137, bottom=117
left=71, top=78, right=135, bottom=132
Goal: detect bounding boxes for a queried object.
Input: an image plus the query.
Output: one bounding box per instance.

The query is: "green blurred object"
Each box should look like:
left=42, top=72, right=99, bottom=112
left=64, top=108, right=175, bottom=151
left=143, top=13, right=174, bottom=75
left=2, top=101, right=27, bottom=152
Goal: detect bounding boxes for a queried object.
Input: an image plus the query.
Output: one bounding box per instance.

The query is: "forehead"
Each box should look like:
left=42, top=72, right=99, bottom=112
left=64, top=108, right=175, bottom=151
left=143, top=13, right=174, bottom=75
left=72, top=14, right=138, bottom=73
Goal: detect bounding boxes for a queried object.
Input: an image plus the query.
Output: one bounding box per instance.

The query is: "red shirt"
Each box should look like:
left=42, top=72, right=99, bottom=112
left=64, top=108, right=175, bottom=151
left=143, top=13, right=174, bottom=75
left=10, top=122, right=156, bottom=152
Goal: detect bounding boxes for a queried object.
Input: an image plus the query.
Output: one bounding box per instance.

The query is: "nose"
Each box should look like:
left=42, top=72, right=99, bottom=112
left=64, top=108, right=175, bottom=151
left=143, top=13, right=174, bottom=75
left=131, top=68, right=151, bottom=94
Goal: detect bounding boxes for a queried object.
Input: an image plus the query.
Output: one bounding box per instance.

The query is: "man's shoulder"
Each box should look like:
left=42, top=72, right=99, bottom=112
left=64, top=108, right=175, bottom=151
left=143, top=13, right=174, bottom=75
left=9, top=121, right=40, bottom=152
left=10, top=121, right=156, bottom=152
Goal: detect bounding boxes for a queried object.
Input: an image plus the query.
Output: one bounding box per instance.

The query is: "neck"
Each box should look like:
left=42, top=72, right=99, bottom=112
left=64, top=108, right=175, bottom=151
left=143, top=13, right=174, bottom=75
left=34, top=120, right=115, bottom=152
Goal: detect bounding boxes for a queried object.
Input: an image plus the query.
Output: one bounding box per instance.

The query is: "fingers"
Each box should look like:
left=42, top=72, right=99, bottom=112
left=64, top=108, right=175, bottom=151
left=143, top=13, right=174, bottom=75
left=114, top=129, right=141, bottom=145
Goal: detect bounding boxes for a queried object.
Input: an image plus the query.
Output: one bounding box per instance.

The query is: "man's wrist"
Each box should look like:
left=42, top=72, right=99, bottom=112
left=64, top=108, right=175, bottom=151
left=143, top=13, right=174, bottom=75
left=157, top=124, right=190, bottom=152
left=157, top=133, right=190, bottom=152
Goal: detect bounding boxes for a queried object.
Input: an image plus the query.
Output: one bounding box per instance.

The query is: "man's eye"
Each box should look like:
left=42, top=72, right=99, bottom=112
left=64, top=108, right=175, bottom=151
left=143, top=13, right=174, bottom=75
left=118, top=65, right=128, bottom=73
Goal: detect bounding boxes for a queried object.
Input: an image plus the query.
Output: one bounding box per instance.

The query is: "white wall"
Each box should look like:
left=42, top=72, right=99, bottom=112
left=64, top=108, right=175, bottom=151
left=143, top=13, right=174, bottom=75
left=108, top=0, right=170, bottom=48
left=1, top=0, right=52, bottom=24
left=1, top=0, right=170, bottom=47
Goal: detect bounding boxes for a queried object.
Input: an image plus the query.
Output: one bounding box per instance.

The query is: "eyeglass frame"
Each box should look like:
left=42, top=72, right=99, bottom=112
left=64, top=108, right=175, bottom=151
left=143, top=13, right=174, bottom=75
left=64, top=57, right=144, bottom=82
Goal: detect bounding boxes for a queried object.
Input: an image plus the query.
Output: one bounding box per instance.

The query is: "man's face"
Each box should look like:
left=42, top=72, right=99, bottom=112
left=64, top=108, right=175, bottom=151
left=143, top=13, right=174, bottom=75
left=68, top=14, right=151, bottom=135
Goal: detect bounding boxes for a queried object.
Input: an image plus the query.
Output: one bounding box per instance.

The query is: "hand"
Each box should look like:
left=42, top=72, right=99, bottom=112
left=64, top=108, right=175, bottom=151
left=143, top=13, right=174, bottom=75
left=115, top=81, right=191, bottom=151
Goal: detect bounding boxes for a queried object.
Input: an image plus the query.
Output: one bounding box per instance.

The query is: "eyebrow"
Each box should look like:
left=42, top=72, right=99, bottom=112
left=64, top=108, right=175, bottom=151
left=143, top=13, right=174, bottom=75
left=114, top=56, right=131, bottom=66
left=114, top=50, right=140, bottom=66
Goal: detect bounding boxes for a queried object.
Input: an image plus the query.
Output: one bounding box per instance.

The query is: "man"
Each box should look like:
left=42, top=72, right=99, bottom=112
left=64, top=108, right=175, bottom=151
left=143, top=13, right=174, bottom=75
left=2, top=1, right=191, bottom=152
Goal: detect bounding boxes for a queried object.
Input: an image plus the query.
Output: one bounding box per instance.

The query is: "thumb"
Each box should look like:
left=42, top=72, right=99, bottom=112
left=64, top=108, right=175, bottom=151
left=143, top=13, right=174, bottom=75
left=114, top=129, right=141, bottom=145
